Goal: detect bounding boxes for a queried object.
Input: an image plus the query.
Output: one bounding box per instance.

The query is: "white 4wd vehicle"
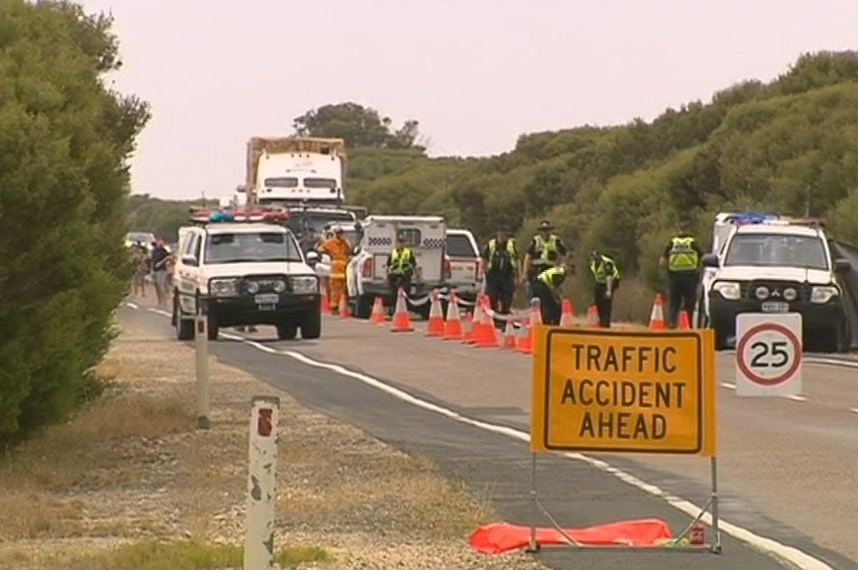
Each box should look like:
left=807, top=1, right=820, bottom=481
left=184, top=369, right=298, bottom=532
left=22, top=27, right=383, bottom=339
left=698, top=213, right=851, bottom=352
left=171, top=210, right=322, bottom=341
left=445, top=228, right=481, bottom=304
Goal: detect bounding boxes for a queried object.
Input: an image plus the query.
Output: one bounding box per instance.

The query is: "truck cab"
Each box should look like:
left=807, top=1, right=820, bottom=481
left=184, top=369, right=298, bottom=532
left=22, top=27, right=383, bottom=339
left=698, top=212, right=851, bottom=352
left=345, top=215, right=448, bottom=319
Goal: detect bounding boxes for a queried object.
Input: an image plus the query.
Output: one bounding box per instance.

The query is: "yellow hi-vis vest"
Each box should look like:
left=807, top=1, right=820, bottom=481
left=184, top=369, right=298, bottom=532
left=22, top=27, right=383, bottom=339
left=532, top=235, right=559, bottom=266
left=538, top=266, right=566, bottom=286
left=390, top=247, right=414, bottom=274
left=590, top=255, right=620, bottom=284
left=668, top=236, right=699, bottom=272
left=487, top=238, right=517, bottom=268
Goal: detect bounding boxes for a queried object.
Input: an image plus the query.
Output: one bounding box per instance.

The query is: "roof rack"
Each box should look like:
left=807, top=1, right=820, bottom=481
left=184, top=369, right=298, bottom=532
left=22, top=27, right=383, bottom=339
left=188, top=206, right=289, bottom=226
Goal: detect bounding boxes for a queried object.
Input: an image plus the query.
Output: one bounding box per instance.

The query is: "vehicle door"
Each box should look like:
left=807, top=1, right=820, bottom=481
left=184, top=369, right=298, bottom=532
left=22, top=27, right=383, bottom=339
left=399, top=221, right=444, bottom=284
left=446, top=231, right=480, bottom=287
left=176, top=233, right=202, bottom=315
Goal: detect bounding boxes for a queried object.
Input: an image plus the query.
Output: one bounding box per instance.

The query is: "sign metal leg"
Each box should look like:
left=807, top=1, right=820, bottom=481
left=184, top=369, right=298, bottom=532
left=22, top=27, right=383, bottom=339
left=709, top=456, right=722, bottom=553
left=525, top=452, right=540, bottom=553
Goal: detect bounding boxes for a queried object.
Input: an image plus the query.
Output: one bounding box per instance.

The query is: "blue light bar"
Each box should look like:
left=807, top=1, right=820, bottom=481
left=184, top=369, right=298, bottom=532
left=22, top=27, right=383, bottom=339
left=725, top=212, right=780, bottom=225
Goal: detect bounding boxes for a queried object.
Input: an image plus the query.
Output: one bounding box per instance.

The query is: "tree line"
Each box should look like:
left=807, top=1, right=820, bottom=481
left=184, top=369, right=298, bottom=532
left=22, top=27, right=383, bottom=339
left=0, top=0, right=150, bottom=446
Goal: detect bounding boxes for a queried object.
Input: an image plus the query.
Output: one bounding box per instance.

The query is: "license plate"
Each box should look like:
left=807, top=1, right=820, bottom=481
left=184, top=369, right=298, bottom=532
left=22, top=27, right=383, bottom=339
left=254, top=293, right=279, bottom=305
left=257, top=304, right=276, bottom=311
left=409, top=286, right=417, bottom=295
left=761, top=301, right=789, bottom=313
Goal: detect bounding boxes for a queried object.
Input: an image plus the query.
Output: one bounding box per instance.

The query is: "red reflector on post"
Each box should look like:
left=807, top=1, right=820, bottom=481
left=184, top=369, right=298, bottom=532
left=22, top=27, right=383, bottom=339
left=257, top=408, right=273, bottom=437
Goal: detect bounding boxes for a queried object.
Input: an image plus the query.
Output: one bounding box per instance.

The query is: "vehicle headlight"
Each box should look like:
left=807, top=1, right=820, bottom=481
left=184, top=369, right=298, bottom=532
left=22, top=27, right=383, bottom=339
left=783, top=287, right=798, bottom=301
left=272, top=280, right=287, bottom=293
left=811, top=285, right=839, bottom=304
left=209, top=278, right=239, bottom=296
left=754, top=286, right=769, bottom=300
left=289, top=276, right=319, bottom=294
left=245, top=281, right=260, bottom=294
left=713, top=281, right=741, bottom=300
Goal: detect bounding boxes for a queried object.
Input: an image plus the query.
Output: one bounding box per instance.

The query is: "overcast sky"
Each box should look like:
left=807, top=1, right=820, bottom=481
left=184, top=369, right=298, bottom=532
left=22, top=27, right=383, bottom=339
left=80, top=0, right=858, bottom=201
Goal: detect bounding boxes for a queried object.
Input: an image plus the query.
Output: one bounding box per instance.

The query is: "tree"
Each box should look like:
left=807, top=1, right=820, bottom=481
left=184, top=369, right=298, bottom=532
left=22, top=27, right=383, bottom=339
left=0, top=0, right=150, bottom=444
left=293, top=102, right=426, bottom=151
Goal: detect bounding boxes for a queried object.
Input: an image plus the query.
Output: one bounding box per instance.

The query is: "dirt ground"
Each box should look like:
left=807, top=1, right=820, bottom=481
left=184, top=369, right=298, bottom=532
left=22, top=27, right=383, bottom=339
left=0, top=295, right=549, bottom=570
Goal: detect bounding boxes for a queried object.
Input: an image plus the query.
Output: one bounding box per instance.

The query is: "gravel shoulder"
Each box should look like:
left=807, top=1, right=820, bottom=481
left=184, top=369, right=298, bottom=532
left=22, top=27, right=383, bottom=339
left=0, top=298, right=549, bottom=570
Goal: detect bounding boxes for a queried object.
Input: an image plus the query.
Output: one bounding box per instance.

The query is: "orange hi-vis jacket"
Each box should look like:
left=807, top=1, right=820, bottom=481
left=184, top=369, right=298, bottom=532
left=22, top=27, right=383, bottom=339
left=317, top=237, right=352, bottom=279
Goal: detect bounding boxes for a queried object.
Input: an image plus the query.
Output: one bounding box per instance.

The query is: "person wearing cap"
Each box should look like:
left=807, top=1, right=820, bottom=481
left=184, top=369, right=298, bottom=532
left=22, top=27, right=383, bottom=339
left=149, top=239, right=172, bottom=306
left=481, top=226, right=518, bottom=327
left=386, top=234, right=418, bottom=316
left=589, top=250, right=621, bottom=328
left=660, top=220, right=703, bottom=328
left=316, top=225, right=353, bottom=316
left=533, top=263, right=568, bottom=326
left=522, top=219, right=568, bottom=298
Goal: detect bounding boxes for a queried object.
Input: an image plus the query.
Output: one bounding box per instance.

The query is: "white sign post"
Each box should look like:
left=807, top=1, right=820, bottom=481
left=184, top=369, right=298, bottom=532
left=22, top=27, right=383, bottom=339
left=194, top=314, right=211, bottom=430
left=735, top=313, right=803, bottom=397
left=244, top=396, right=280, bottom=570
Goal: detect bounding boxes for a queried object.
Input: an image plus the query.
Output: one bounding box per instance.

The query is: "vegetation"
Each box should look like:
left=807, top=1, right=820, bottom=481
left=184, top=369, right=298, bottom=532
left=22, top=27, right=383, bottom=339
left=0, top=0, right=150, bottom=445
left=130, top=51, right=858, bottom=319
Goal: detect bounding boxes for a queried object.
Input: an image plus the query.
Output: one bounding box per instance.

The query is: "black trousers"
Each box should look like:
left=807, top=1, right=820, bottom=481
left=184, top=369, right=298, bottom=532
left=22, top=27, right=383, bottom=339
left=486, top=274, right=515, bottom=312
left=667, top=272, right=698, bottom=328
left=532, top=281, right=561, bottom=326
left=388, top=274, right=413, bottom=314
left=593, top=283, right=614, bottom=328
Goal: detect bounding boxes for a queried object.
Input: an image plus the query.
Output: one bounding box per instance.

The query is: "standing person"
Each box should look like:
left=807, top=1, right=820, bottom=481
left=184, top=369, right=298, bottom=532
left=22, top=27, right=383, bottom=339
left=316, top=225, right=352, bottom=316
left=532, top=264, right=568, bottom=326
left=149, top=239, right=171, bottom=306
left=589, top=250, right=621, bottom=328
left=131, top=242, right=148, bottom=298
left=481, top=226, right=518, bottom=327
left=659, top=221, right=703, bottom=328
left=521, top=220, right=568, bottom=299
left=386, top=235, right=418, bottom=317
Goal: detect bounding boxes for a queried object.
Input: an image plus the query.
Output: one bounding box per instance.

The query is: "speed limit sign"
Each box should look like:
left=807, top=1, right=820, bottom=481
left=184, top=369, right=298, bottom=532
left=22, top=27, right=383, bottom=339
left=735, top=313, right=803, bottom=397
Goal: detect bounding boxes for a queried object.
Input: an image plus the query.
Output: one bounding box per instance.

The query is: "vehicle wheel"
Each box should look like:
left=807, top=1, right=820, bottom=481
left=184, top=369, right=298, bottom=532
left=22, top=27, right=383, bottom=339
left=276, top=320, right=298, bottom=340
left=412, top=300, right=431, bottom=321
left=206, top=313, right=219, bottom=341
left=300, top=309, right=322, bottom=340
left=171, top=290, right=178, bottom=326
left=354, top=295, right=373, bottom=319
left=174, top=299, right=194, bottom=341
left=820, top=323, right=847, bottom=353
left=713, top=326, right=729, bottom=351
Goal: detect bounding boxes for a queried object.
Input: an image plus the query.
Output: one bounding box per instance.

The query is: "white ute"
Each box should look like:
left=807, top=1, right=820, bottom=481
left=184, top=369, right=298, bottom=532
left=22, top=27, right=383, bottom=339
left=345, top=215, right=448, bottom=319
left=171, top=208, right=323, bottom=341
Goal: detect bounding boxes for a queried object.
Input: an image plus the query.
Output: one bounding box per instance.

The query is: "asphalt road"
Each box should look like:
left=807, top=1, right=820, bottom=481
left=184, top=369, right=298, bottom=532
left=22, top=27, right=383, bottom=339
left=124, top=304, right=858, bottom=570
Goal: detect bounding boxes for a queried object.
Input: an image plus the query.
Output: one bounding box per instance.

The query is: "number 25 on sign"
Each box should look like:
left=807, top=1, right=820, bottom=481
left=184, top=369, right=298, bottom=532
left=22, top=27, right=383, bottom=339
left=735, top=313, right=803, bottom=397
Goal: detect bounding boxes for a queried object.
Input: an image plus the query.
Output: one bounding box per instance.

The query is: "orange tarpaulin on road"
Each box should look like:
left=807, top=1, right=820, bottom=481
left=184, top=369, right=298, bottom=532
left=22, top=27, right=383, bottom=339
left=470, top=519, right=673, bottom=554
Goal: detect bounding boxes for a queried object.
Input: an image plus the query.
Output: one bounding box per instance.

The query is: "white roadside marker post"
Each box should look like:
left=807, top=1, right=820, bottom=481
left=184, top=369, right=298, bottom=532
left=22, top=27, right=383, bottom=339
left=244, top=396, right=280, bottom=570
left=194, top=314, right=211, bottom=430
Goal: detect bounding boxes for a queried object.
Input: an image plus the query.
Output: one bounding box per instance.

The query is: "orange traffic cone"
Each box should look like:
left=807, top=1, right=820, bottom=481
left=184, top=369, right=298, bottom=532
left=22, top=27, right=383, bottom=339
left=678, top=310, right=691, bottom=330
left=464, top=302, right=486, bottom=345
left=587, top=305, right=599, bottom=328
left=338, top=293, right=349, bottom=319
left=649, top=294, right=666, bottom=330
left=369, top=296, right=386, bottom=324
left=502, top=320, right=517, bottom=349
left=516, top=317, right=532, bottom=354
left=473, top=299, right=500, bottom=348
left=560, top=299, right=574, bottom=327
left=426, top=289, right=445, bottom=337
left=320, top=278, right=330, bottom=313
left=443, top=292, right=464, bottom=340
left=390, top=288, right=414, bottom=332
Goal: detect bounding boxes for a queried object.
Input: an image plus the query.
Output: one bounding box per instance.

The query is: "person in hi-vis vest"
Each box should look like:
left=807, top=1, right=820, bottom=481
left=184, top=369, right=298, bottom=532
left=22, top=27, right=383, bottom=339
left=589, top=250, right=621, bottom=328
left=659, top=221, right=703, bottom=328
left=386, top=235, right=417, bottom=316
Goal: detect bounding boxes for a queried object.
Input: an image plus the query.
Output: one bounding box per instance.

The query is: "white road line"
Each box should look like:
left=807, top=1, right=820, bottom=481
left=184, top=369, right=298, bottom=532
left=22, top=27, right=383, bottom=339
left=849, top=408, right=858, bottom=415
left=124, top=301, right=139, bottom=310
left=721, top=382, right=807, bottom=402
left=126, top=304, right=839, bottom=568
left=721, top=382, right=737, bottom=389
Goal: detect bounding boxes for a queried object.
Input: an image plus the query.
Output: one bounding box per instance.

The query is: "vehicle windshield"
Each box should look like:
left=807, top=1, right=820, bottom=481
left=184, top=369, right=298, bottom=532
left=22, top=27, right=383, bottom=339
left=263, top=177, right=298, bottom=188
left=723, top=233, right=829, bottom=271
left=286, top=212, right=356, bottom=237
left=204, top=231, right=303, bottom=264
left=446, top=233, right=477, bottom=257
left=303, top=177, right=337, bottom=188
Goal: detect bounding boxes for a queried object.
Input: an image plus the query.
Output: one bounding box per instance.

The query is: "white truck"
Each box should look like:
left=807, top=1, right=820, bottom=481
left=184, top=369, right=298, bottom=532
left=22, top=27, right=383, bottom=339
left=697, top=212, right=851, bottom=352
left=344, top=215, right=448, bottom=320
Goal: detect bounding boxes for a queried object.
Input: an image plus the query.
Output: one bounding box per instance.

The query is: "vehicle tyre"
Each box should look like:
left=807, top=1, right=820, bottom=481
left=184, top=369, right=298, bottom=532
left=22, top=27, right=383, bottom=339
left=354, top=295, right=373, bottom=319
left=300, top=309, right=322, bottom=340
left=171, top=290, right=178, bottom=326
left=174, top=298, right=194, bottom=341
left=713, top=325, right=730, bottom=351
left=820, top=321, right=847, bottom=353
left=414, top=301, right=432, bottom=321
left=206, top=313, right=219, bottom=341
left=276, top=320, right=299, bottom=341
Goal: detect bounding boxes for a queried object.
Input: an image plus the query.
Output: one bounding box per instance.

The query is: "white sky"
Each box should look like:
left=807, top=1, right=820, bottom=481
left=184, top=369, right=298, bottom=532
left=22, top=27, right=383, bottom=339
left=79, top=0, right=858, bottom=200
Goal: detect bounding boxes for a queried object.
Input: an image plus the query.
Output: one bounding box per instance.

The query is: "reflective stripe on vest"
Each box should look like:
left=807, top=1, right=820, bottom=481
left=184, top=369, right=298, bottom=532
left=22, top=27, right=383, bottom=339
left=488, top=238, right=516, bottom=268
left=532, top=235, right=559, bottom=265
left=390, top=248, right=414, bottom=274
left=590, top=255, right=620, bottom=283
left=538, top=266, right=565, bottom=286
left=668, top=237, right=699, bottom=271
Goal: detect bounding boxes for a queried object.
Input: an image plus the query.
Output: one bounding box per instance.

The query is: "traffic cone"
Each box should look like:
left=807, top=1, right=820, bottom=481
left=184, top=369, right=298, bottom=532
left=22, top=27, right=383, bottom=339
left=560, top=299, right=574, bottom=327
left=443, top=292, right=464, bottom=340
left=649, top=294, right=666, bottom=330
left=587, top=305, right=599, bottom=328
left=678, top=310, right=691, bottom=330
left=426, top=289, right=445, bottom=337
left=502, top=320, right=517, bottom=349
left=461, top=311, right=474, bottom=343
left=516, top=317, right=532, bottom=354
left=369, top=296, right=386, bottom=324
left=390, top=288, right=414, bottom=332
left=320, top=278, right=330, bottom=313
left=338, top=293, right=349, bottom=319
left=473, top=298, right=500, bottom=348
left=464, top=302, right=486, bottom=345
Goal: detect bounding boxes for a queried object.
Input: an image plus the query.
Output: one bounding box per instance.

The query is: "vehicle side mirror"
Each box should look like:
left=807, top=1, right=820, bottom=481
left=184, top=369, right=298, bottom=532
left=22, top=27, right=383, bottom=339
left=835, top=258, right=851, bottom=272
left=180, top=255, right=197, bottom=266
left=701, top=253, right=720, bottom=268
left=305, top=251, right=320, bottom=266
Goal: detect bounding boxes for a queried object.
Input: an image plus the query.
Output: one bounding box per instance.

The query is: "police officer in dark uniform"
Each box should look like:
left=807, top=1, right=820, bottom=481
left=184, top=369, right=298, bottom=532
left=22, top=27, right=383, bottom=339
left=532, top=264, right=568, bottom=326
left=521, top=220, right=568, bottom=299
left=589, top=250, right=621, bottom=328
left=660, top=221, right=703, bottom=328
left=481, top=226, right=518, bottom=327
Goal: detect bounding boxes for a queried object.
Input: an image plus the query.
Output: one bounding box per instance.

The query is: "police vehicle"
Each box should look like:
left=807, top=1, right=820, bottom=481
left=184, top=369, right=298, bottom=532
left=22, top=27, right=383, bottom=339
left=171, top=208, right=322, bottom=341
left=697, top=212, right=851, bottom=352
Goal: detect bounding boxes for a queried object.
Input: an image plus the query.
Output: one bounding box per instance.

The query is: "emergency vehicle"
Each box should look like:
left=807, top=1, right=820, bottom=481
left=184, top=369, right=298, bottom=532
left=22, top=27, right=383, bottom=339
left=345, top=215, right=448, bottom=319
left=697, top=212, right=851, bottom=352
left=444, top=228, right=481, bottom=304
left=171, top=207, right=322, bottom=341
